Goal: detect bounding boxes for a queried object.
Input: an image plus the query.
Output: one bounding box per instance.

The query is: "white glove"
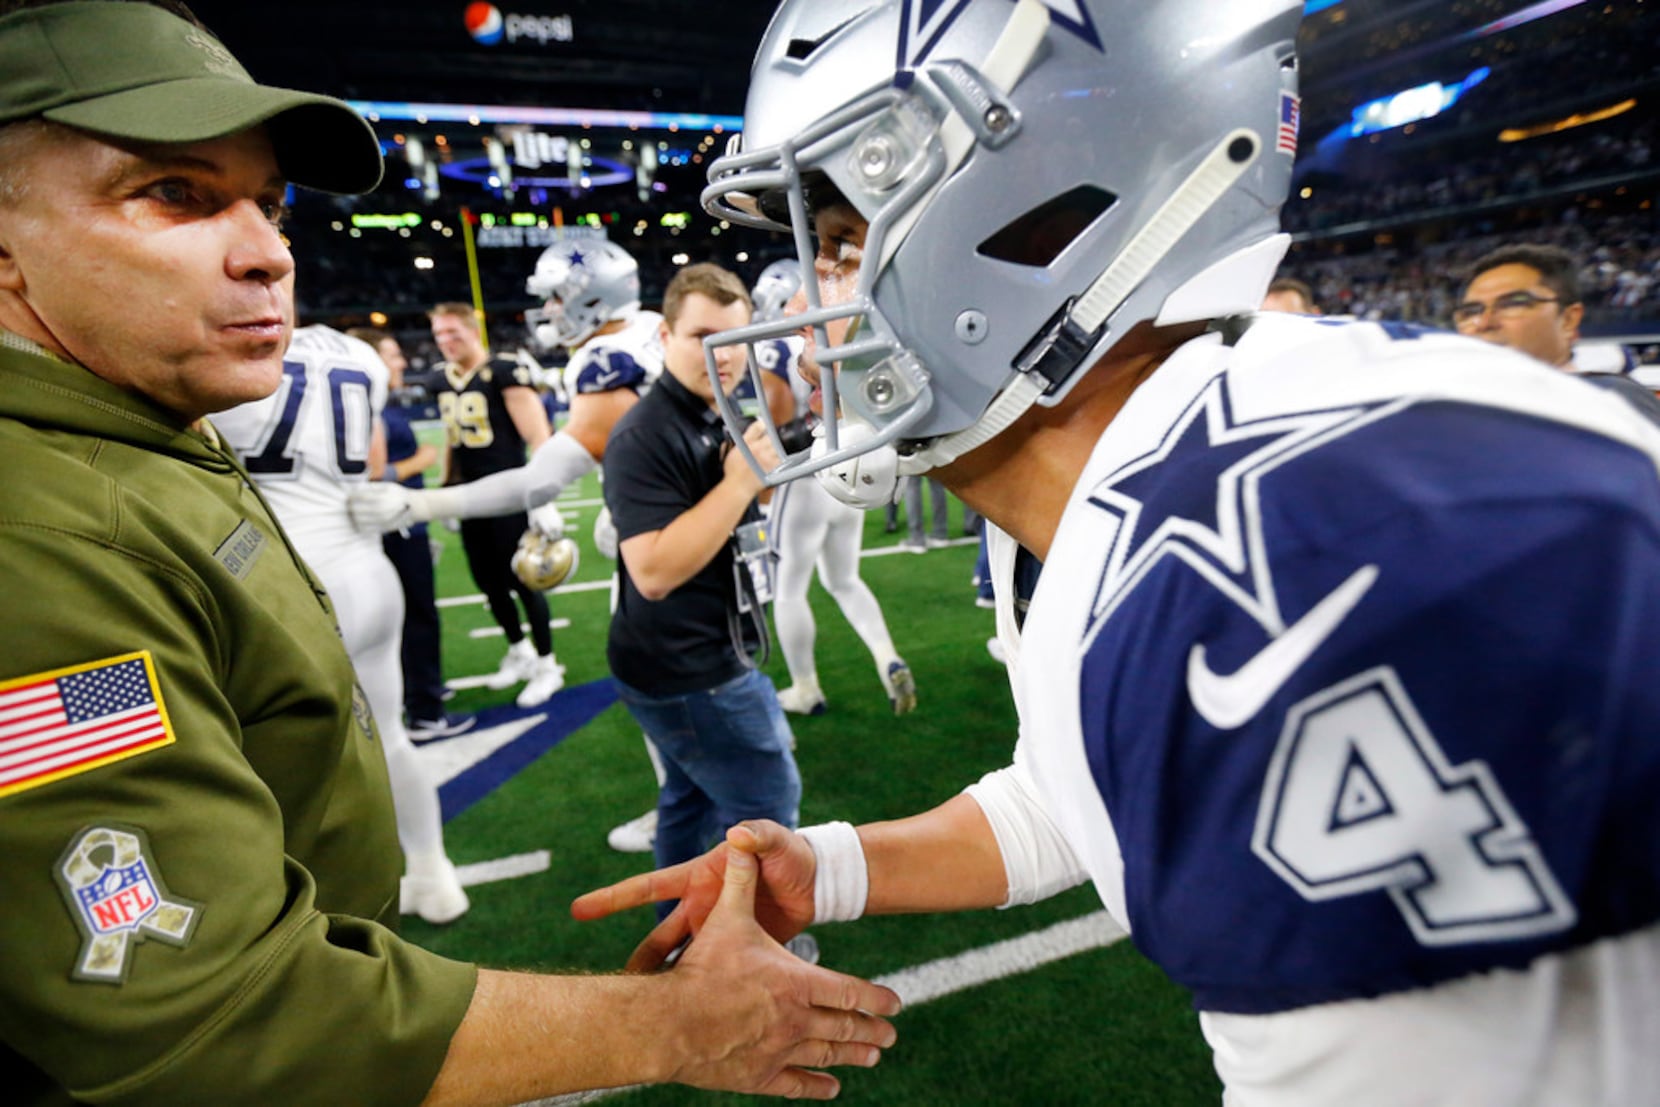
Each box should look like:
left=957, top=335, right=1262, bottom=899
left=527, top=501, right=566, bottom=539
left=592, top=505, right=619, bottom=560
left=350, top=483, right=425, bottom=533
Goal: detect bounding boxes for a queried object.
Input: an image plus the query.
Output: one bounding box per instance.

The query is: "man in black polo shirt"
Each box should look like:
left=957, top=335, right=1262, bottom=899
left=604, top=263, right=801, bottom=890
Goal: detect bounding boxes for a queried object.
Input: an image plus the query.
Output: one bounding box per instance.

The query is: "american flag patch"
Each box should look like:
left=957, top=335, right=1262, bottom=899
left=1277, top=92, right=1300, bottom=156
left=0, top=652, right=174, bottom=798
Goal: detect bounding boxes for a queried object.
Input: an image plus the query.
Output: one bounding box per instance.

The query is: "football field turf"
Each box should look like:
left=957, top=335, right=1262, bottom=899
left=406, top=469, right=1222, bottom=1105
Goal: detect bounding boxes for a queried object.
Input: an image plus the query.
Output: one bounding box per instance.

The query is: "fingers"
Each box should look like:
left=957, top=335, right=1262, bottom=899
left=625, top=907, right=693, bottom=973
left=757, top=1069, right=842, bottom=1101
left=802, top=1005, right=898, bottom=1051
left=715, top=840, right=759, bottom=915
left=806, top=966, right=904, bottom=1020
left=743, top=421, right=782, bottom=473
left=725, top=818, right=787, bottom=856
left=786, top=1038, right=885, bottom=1072
left=570, top=863, right=688, bottom=921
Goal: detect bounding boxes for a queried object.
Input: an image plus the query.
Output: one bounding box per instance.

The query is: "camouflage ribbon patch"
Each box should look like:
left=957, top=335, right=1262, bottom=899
left=55, top=826, right=201, bottom=984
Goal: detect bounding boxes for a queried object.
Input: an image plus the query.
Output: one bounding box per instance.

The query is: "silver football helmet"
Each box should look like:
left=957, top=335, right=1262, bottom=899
left=703, top=0, right=1302, bottom=506
left=751, top=259, right=803, bottom=323
left=525, top=238, right=642, bottom=350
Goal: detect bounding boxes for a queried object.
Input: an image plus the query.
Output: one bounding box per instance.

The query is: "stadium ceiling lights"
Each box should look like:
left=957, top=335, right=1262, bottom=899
left=348, top=100, right=743, bottom=133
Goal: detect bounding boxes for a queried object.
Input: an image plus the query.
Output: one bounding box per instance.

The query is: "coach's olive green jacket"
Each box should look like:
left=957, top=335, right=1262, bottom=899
left=0, top=332, right=476, bottom=1106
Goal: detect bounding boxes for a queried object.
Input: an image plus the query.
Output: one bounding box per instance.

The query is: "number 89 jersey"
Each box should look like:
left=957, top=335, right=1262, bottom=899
left=438, top=354, right=537, bottom=482
left=1011, top=315, right=1660, bottom=1022
left=211, top=325, right=386, bottom=562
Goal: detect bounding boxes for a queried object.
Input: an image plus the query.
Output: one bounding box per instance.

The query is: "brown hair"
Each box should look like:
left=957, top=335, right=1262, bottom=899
left=662, top=263, right=752, bottom=329
left=428, top=302, right=481, bottom=330
left=346, top=326, right=392, bottom=347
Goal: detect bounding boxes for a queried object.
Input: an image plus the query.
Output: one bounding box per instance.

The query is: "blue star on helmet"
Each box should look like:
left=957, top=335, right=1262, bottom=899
left=1085, top=376, right=1383, bottom=637
left=566, top=248, right=588, bottom=268
left=900, top=0, right=1102, bottom=69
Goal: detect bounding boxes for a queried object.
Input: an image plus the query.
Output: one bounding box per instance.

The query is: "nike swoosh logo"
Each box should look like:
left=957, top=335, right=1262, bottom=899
left=1187, top=564, right=1378, bottom=730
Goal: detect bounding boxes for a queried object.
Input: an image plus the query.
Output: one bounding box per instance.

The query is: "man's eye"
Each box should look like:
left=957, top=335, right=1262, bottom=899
left=261, top=200, right=290, bottom=229
left=147, top=179, right=197, bottom=206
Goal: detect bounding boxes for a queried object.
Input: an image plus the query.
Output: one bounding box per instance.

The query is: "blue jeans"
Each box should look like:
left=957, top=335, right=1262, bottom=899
left=615, top=669, right=802, bottom=900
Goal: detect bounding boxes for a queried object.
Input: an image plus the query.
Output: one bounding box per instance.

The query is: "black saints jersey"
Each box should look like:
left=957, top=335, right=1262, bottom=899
left=435, top=354, right=535, bottom=482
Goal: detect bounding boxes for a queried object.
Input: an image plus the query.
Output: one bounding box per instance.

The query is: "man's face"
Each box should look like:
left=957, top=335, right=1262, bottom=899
left=787, top=200, right=870, bottom=405
left=376, top=337, right=408, bottom=386
left=0, top=126, right=295, bottom=422
left=431, top=311, right=484, bottom=366
left=1455, top=263, right=1582, bottom=368
left=661, top=291, right=751, bottom=405
left=1261, top=289, right=1314, bottom=315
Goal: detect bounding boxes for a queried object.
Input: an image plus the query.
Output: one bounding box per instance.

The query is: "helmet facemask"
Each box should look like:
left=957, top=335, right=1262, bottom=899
left=703, top=0, right=1301, bottom=507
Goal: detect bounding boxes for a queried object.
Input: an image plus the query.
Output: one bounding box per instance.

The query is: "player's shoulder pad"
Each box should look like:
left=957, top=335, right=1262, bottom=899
left=569, top=345, right=649, bottom=395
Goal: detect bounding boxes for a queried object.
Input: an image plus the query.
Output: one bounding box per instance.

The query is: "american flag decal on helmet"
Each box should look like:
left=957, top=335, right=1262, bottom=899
left=1277, top=92, right=1300, bottom=156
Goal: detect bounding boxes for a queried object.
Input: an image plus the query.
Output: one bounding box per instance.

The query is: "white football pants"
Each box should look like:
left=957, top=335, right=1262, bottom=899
left=313, top=542, right=451, bottom=872
left=771, top=476, right=900, bottom=690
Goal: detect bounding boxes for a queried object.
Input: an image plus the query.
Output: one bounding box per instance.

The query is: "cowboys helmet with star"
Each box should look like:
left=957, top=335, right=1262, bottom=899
left=702, top=0, right=1303, bottom=505
left=525, top=238, right=643, bottom=350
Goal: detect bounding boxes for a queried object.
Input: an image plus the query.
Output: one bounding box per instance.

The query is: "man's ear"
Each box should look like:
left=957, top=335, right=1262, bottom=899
left=1562, top=300, right=1585, bottom=343
left=0, top=225, right=21, bottom=292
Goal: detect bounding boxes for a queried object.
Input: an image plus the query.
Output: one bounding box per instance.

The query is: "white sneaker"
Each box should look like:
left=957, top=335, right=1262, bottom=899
left=485, top=639, right=537, bottom=690
left=885, top=660, right=918, bottom=715
left=607, top=808, right=658, bottom=853
left=400, top=860, right=470, bottom=925
left=515, top=655, right=566, bottom=707
left=776, top=682, right=827, bottom=716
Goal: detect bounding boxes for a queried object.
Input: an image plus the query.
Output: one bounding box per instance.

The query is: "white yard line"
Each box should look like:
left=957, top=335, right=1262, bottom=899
left=439, top=578, right=612, bottom=607
left=521, top=910, right=1127, bottom=1106
left=455, top=850, right=551, bottom=888
left=467, top=620, right=572, bottom=639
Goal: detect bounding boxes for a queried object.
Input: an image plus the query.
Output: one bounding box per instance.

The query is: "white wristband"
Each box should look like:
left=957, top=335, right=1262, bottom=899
left=797, top=821, right=868, bottom=923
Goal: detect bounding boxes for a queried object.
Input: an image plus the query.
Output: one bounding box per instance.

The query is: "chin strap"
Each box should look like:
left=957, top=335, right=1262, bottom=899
left=899, top=127, right=1267, bottom=476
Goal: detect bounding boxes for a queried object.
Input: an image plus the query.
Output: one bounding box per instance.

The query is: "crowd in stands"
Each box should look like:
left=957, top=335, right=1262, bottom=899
left=1282, top=208, right=1659, bottom=340
left=1285, top=119, right=1655, bottom=234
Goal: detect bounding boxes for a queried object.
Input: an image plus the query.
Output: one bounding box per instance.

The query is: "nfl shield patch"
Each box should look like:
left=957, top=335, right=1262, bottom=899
left=55, top=825, right=201, bottom=984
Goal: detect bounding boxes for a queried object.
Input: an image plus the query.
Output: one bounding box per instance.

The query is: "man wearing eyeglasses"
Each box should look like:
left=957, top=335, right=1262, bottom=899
left=1453, top=244, right=1585, bottom=369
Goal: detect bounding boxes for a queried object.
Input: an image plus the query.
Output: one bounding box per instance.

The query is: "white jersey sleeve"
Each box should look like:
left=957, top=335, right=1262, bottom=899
left=562, top=310, right=664, bottom=398
left=212, top=325, right=387, bottom=563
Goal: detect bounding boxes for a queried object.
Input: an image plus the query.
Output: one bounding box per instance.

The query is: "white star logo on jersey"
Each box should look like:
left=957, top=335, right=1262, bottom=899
left=1084, top=376, right=1401, bottom=639
left=899, top=0, right=1102, bottom=70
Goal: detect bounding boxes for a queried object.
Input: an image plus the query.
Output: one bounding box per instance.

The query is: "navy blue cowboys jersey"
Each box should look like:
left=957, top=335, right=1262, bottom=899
left=999, top=313, right=1660, bottom=1022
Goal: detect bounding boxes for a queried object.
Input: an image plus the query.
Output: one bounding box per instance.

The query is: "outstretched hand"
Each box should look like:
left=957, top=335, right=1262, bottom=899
left=347, top=482, right=416, bottom=533
left=572, top=820, right=818, bottom=971
left=658, top=841, right=900, bottom=1099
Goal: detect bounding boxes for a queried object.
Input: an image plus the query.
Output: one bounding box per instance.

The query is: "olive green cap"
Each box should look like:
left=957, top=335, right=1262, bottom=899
left=0, top=1, right=382, bottom=194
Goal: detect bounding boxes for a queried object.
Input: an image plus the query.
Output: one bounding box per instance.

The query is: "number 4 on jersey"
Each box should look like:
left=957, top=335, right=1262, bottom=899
left=1253, top=666, right=1577, bottom=946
